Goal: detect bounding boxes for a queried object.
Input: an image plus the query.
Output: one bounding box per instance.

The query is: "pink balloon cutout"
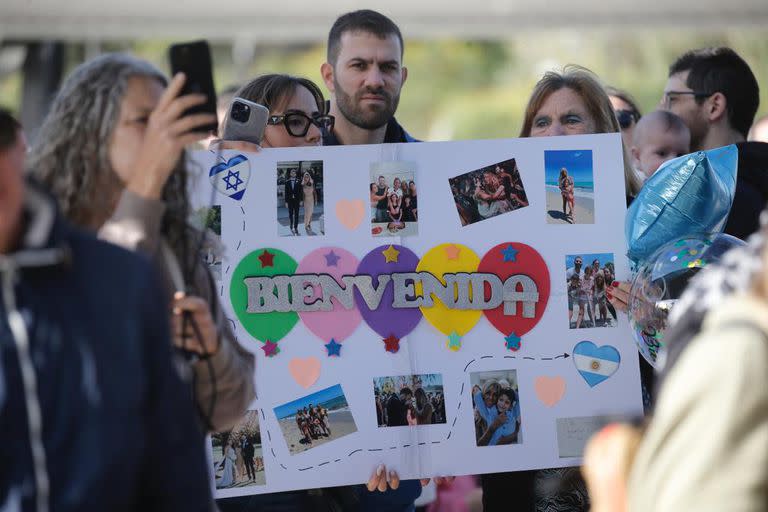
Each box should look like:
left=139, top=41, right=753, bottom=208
left=296, top=247, right=362, bottom=343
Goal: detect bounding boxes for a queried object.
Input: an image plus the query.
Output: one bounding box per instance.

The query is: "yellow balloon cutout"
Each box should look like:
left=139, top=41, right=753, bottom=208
left=416, top=243, right=482, bottom=351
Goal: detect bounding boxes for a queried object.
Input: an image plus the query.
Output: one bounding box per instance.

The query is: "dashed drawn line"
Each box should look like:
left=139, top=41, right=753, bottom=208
left=220, top=285, right=223, bottom=297
left=237, top=240, right=242, bottom=251
left=242, top=220, right=246, bottom=232
left=240, top=206, right=245, bottom=215
left=225, top=265, right=231, bottom=275
left=265, top=352, right=570, bottom=473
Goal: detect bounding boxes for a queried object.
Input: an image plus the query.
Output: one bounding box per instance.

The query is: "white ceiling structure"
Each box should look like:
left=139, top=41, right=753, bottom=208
left=1, top=0, right=767, bottom=42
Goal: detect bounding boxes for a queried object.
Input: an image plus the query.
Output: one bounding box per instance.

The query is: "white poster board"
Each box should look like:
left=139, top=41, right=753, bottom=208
left=188, top=133, right=643, bottom=498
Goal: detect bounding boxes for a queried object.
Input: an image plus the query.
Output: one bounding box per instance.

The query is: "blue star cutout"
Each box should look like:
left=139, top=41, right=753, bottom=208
left=325, top=338, right=342, bottom=357
left=504, top=332, right=522, bottom=351
left=447, top=331, right=462, bottom=352
left=223, top=169, right=244, bottom=191
left=501, top=244, right=519, bottom=262
left=324, top=250, right=341, bottom=267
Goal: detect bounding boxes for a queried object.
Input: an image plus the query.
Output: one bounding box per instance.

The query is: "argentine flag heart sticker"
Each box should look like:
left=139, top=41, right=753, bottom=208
left=209, top=154, right=250, bottom=201
left=573, top=341, right=620, bottom=387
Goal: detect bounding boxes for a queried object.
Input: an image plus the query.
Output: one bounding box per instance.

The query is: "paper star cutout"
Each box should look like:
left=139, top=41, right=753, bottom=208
left=383, top=334, right=401, bottom=353
left=258, top=249, right=275, bottom=268
left=447, top=331, right=462, bottom=352
left=324, top=250, right=341, bottom=267
left=261, top=340, right=279, bottom=357
left=501, top=244, right=519, bottom=262
left=444, top=244, right=461, bottom=260
left=325, top=338, right=342, bottom=357
left=223, top=169, right=244, bottom=191
left=382, top=245, right=400, bottom=263
left=504, top=332, right=522, bottom=351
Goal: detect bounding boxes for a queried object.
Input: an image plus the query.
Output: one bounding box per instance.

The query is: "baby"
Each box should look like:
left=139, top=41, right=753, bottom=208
left=630, top=110, right=691, bottom=179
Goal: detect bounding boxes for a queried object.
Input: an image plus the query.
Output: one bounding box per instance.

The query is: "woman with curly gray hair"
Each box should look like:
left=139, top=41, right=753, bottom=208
left=29, top=53, right=255, bottom=432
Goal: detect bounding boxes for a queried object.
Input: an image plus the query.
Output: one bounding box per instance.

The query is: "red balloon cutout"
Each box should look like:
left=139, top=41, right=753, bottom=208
left=478, top=242, right=550, bottom=337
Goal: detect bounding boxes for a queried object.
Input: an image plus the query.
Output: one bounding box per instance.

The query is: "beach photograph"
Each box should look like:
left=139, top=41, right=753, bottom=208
left=211, top=409, right=266, bottom=489
left=470, top=370, right=523, bottom=446
left=566, top=253, right=618, bottom=329
left=544, top=150, right=595, bottom=224
left=449, top=157, right=529, bottom=227
left=373, top=373, right=447, bottom=427
left=274, top=384, right=357, bottom=455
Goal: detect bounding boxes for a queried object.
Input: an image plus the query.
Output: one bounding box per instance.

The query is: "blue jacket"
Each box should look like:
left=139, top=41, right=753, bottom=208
left=0, top=184, right=212, bottom=511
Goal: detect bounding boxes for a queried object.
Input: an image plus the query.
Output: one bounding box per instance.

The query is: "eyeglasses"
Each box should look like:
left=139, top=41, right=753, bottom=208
left=662, top=91, right=713, bottom=109
left=615, top=109, right=639, bottom=130
left=267, top=111, right=335, bottom=137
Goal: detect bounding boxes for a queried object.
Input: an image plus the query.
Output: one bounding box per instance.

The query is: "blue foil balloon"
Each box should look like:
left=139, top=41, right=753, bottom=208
left=625, top=145, right=738, bottom=264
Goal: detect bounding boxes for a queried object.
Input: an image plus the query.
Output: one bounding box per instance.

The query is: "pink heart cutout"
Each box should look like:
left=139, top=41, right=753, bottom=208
left=335, top=199, right=365, bottom=230
left=534, top=376, right=566, bottom=407
left=288, top=357, right=321, bottom=389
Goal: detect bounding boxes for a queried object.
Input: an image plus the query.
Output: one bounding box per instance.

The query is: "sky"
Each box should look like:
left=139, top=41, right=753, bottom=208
left=274, top=384, right=347, bottom=420
left=544, top=150, right=594, bottom=184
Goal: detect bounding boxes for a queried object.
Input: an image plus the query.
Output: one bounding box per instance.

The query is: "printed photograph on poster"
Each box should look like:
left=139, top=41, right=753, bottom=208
left=545, top=150, right=595, bottom=224
left=192, top=205, right=223, bottom=282
left=274, top=384, right=357, bottom=455
left=470, top=370, right=523, bottom=446
left=277, top=160, right=324, bottom=236
left=566, top=253, right=617, bottom=329
left=373, top=373, right=447, bottom=427
left=369, top=162, right=418, bottom=237
left=449, top=157, right=529, bottom=227
left=212, top=409, right=266, bottom=489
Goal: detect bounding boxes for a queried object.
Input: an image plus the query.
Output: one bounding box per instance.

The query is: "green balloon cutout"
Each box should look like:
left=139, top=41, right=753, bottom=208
left=230, top=248, right=298, bottom=344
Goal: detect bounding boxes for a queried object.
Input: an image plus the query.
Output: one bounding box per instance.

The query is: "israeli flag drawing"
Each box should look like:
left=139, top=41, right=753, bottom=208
left=209, top=154, right=251, bottom=201
left=573, top=341, right=621, bottom=387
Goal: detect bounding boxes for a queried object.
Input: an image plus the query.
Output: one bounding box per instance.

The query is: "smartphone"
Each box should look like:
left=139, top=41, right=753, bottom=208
left=168, top=40, right=218, bottom=133
left=222, top=98, right=269, bottom=144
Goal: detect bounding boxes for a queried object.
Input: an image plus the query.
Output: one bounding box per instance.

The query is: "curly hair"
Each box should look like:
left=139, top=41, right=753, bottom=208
left=28, top=53, right=196, bottom=271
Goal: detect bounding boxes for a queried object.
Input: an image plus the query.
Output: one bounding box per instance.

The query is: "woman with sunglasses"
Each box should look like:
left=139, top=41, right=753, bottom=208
left=218, top=74, right=334, bottom=150
left=606, top=86, right=642, bottom=152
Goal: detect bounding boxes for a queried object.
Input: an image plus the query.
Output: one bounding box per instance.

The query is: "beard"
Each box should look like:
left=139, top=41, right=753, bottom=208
left=334, top=75, right=400, bottom=130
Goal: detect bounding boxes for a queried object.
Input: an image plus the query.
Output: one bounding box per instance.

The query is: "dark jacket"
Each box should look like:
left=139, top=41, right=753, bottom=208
left=723, top=141, right=768, bottom=239
left=284, top=177, right=303, bottom=204
left=322, top=117, right=419, bottom=146
left=0, top=183, right=212, bottom=511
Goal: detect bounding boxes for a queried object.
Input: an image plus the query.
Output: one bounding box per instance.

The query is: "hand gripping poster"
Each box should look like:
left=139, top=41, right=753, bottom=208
left=188, top=133, right=643, bottom=497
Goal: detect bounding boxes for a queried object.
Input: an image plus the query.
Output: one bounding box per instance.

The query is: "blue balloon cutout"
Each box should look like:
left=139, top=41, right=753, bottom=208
left=625, top=145, right=738, bottom=264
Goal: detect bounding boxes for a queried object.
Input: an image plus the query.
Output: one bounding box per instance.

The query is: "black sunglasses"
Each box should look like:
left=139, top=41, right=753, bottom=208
left=267, top=111, right=335, bottom=137
left=616, top=109, right=639, bottom=130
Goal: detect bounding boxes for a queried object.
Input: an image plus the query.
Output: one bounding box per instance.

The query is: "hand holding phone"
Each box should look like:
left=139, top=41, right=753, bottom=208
left=222, top=97, right=269, bottom=145
left=169, top=40, right=219, bottom=134
left=124, top=73, right=217, bottom=200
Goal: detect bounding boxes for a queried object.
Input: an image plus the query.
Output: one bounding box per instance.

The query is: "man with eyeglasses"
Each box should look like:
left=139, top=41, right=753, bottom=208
left=661, top=47, right=768, bottom=239
left=320, top=9, right=418, bottom=146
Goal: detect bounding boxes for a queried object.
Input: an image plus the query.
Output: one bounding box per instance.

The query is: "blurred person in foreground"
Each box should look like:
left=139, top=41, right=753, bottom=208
left=584, top=212, right=768, bottom=512
left=0, top=109, right=212, bottom=511
left=28, top=53, right=255, bottom=433
left=748, top=113, right=768, bottom=143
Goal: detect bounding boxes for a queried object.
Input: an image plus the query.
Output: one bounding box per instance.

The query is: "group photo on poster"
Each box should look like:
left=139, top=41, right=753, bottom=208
left=373, top=374, right=447, bottom=427
left=566, top=253, right=618, bottom=329
left=449, top=157, right=529, bottom=227
left=369, top=162, right=419, bottom=237
left=212, top=410, right=266, bottom=489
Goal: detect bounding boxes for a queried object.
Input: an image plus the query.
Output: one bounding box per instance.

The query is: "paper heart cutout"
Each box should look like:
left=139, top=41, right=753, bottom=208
left=209, top=154, right=251, bottom=201
left=288, top=356, right=321, bottom=389
left=534, top=376, right=566, bottom=407
left=573, top=341, right=621, bottom=387
left=335, top=199, right=366, bottom=230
